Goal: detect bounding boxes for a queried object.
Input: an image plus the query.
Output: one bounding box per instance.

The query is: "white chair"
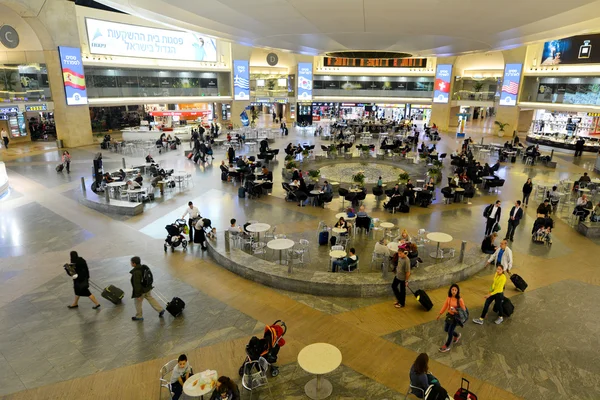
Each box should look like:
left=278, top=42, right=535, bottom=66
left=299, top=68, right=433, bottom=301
left=289, top=239, right=310, bottom=266
left=264, top=226, right=276, bottom=240
left=404, top=384, right=425, bottom=399
left=252, top=242, right=266, bottom=258
left=331, top=245, right=344, bottom=251
left=371, top=252, right=386, bottom=271
left=371, top=218, right=384, bottom=240
left=242, top=357, right=273, bottom=399
left=159, top=359, right=178, bottom=399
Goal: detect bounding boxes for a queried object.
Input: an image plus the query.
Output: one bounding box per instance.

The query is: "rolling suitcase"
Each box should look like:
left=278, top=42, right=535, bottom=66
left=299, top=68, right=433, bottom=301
left=408, top=286, right=433, bottom=311
left=187, top=152, right=194, bottom=160
left=90, top=281, right=124, bottom=305
left=193, top=153, right=202, bottom=163
left=318, top=230, right=329, bottom=245
left=221, top=171, right=228, bottom=181
left=238, top=187, right=246, bottom=198
left=155, top=290, right=185, bottom=317
left=502, top=297, right=514, bottom=317
left=56, top=164, right=64, bottom=172
left=454, top=378, right=477, bottom=400
left=509, top=272, right=528, bottom=292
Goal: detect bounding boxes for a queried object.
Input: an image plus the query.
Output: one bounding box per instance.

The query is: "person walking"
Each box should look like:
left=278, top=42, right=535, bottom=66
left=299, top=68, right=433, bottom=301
left=522, top=178, right=533, bottom=207
left=67, top=251, right=101, bottom=309
left=483, top=200, right=502, bottom=236
left=436, top=284, right=466, bottom=353
left=62, top=151, right=71, bottom=174
left=227, top=146, right=235, bottom=165
left=473, top=265, right=507, bottom=325
left=391, top=249, right=410, bottom=309
left=574, top=137, right=585, bottom=157
left=130, top=256, right=165, bottom=321
left=1, top=128, right=9, bottom=149
left=182, top=201, right=201, bottom=243
left=486, top=239, right=513, bottom=272
left=504, top=200, right=523, bottom=242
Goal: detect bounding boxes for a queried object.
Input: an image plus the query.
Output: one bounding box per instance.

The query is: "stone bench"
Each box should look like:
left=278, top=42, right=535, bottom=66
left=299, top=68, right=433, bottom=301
left=576, top=220, right=600, bottom=238
left=78, top=192, right=143, bottom=216
left=207, top=233, right=487, bottom=297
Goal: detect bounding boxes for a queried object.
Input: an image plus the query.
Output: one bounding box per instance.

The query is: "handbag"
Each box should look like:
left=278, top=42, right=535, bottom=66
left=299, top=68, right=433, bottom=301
left=457, top=306, right=469, bottom=325
left=492, top=223, right=501, bottom=232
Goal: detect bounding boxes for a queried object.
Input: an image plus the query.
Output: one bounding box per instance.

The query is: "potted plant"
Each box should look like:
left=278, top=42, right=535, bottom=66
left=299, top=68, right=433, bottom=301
left=398, top=172, right=410, bottom=185
left=302, top=149, right=310, bottom=160
left=308, top=169, right=321, bottom=182
left=427, top=166, right=442, bottom=183
left=494, top=121, right=509, bottom=138
left=352, top=171, right=366, bottom=187
left=283, top=160, right=297, bottom=179
left=329, top=146, right=338, bottom=159
left=473, top=81, right=484, bottom=100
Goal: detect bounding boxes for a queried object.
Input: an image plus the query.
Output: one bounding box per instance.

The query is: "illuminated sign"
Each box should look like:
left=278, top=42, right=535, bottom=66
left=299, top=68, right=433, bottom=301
left=149, top=111, right=211, bottom=117
left=233, top=60, right=250, bottom=100
left=499, top=64, right=522, bottom=106
left=85, top=18, right=217, bottom=62
left=25, top=104, right=47, bottom=112
left=433, top=64, right=452, bottom=103
left=542, top=34, right=600, bottom=65
left=58, top=46, right=88, bottom=106
left=297, top=62, right=313, bottom=101
left=0, top=107, right=19, bottom=113
left=324, top=57, right=427, bottom=68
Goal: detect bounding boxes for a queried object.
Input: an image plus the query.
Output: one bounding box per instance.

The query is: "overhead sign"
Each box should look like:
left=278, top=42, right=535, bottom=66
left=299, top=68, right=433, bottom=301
left=0, top=106, right=18, bottom=113
left=542, top=34, right=600, bottom=65
left=324, top=57, right=427, bottom=68
left=149, top=111, right=211, bottom=117
left=433, top=64, right=452, bottom=103
left=0, top=25, right=19, bottom=49
left=297, top=62, right=313, bottom=101
left=499, top=63, right=522, bottom=106
left=85, top=18, right=217, bottom=62
left=233, top=60, right=250, bottom=100
left=25, top=104, right=47, bottom=112
left=58, top=46, right=88, bottom=106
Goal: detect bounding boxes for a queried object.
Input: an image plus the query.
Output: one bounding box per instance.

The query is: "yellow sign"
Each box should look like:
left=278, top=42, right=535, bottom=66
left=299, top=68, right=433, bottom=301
left=587, top=112, right=600, bottom=117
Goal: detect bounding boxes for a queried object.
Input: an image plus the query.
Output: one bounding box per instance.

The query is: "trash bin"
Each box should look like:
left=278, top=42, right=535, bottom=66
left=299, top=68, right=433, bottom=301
left=56, top=139, right=64, bottom=148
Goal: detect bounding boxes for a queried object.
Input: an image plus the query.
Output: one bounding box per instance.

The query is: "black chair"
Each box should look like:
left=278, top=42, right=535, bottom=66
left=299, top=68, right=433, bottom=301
left=372, top=186, right=384, bottom=199
left=338, top=187, right=349, bottom=208
left=355, top=216, right=371, bottom=233
left=344, top=192, right=357, bottom=207
left=296, top=191, right=308, bottom=207
left=441, top=187, right=454, bottom=204
left=439, top=153, right=447, bottom=161
left=322, top=192, right=334, bottom=208
left=354, top=191, right=367, bottom=206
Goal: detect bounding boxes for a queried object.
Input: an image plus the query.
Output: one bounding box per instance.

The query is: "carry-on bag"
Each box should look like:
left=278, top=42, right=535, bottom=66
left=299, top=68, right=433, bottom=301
left=454, top=378, right=477, bottom=400
left=508, top=272, right=528, bottom=292
left=154, top=289, right=185, bottom=317
left=89, top=281, right=124, bottom=305
left=238, top=187, right=246, bottom=198
left=408, top=285, right=433, bottom=311
left=56, top=164, right=64, bottom=172
left=187, top=152, right=194, bottom=160
left=318, top=230, right=329, bottom=246
left=425, top=384, right=449, bottom=400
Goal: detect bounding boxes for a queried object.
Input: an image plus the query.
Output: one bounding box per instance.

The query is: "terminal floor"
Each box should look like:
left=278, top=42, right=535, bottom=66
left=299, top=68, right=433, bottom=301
left=0, top=121, right=599, bottom=400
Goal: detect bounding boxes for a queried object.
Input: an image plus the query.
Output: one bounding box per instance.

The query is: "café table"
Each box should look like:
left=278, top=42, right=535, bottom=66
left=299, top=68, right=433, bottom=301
left=267, top=238, right=295, bottom=269
left=387, top=241, right=399, bottom=255
left=298, top=343, right=342, bottom=400
left=171, top=173, right=186, bottom=189
left=106, top=181, right=127, bottom=198
left=427, top=232, right=453, bottom=260
left=127, top=189, right=144, bottom=202
left=183, top=369, right=218, bottom=399
left=310, top=189, right=323, bottom=206
left=246, top=223, right=271, bottom=242
left=380, top=222, right=395, bottom=238
left=454, top=186, right=465, bottom=202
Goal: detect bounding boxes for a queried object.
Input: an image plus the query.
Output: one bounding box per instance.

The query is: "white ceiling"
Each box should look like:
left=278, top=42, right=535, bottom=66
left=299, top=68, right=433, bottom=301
left=96, top=0, right=600, bottom=56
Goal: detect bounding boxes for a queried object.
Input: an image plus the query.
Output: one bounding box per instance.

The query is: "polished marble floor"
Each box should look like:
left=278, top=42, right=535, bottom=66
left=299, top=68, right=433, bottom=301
left=1, top=116, right=599, bottom=400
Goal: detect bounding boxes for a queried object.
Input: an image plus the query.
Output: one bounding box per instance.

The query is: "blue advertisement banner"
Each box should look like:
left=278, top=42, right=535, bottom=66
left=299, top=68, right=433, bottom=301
left=433, top=64, right=452, bottom=103
left=297, top=63, right=313, bottom=101
left=58, top=46, right=88, bottom=106
left=233, top=60, right=250, bottom=100
left=499, top=63, right=522, bottom=106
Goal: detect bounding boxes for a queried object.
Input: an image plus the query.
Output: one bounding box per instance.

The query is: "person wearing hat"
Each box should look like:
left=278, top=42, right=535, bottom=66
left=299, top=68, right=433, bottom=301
left=536, top=199, right=552, bottom=217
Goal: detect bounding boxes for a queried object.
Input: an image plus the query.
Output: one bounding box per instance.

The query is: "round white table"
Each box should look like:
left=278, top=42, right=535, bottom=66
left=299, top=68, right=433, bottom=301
left=380, top=222, right=395, bottom=237
left=298, top=343, right=342, bottom=399
left=387, top=241, right=400, bottom=255
left=106, top=181, right=127, bottom=198
left=427, top=232, right=453, bottom=259
left=331, top=227, right=347, bottom=235
left=183, top=370, right=218, bottom=399
left=172, top=173, right=186, bottom=189
left=246, top=223, right=271, bottom=242
left=267, top=238, right=295, bottom=266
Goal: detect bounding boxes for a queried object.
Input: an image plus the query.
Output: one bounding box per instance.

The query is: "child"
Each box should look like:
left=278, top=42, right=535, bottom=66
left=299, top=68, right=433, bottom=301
left=170, top=354, right=192, bottom=400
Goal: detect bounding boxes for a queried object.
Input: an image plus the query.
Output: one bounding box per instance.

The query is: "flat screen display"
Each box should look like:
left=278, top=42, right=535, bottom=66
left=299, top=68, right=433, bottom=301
left=433, top=64, right=452, bottom=103
left=542, top=34, right=600, bottom=65
left=297, top=63, right=313, bottom=101
left=233, top=60, right=250, bottom=100
left=499, top=63, right=522, bottom=106
left=58, top=46, right=88, bottom=106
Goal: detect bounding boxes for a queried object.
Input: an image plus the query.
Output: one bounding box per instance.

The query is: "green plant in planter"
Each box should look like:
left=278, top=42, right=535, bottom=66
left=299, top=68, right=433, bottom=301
left=284, top=155, right=294, bottom=162
left=352, top=171, right=366, bottom=187
left=285, top=160, right=297, bottom=170
left=329, top=147, right=338, bottom=156
left=308, top=169, right=321, bottom=180
left=398, top=172, right=410, bottom=183
left=432, top=159, right=443, bottom=168
left=302, top=149, right=310, bottom=158
left=494, top=121, right=509, bottom=137
left=427, top=167, right=442, bottom=181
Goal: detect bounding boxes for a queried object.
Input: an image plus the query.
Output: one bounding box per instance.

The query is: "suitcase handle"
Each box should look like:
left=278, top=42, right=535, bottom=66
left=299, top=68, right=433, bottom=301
left=152, top=288, right=169, bottom=306
left=88, top=280, right=102, bottom=292
left=461, top=377, right=470, bottom=391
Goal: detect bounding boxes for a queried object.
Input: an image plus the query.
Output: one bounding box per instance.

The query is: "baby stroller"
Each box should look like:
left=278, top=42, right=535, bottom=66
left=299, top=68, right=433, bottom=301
left=164, top=219, right=188, bottom=252
left=239, top=320, right=287, bottom=383
left=532, top=216, right=552, bottom=246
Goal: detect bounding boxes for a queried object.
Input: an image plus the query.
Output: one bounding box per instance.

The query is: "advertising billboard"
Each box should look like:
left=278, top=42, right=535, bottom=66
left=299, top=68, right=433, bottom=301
left=499, top=63, right=523, bottom=106
left=58, top=46, right=88, bottom=106
left=85, top=18, right=217, bottom=62
left=233, top=60, right=250, bottom=100
left=433, top=64, right=452, bottom=103
left=297, top=62, right=313, bottom=101
left=542, top=34, right=600, bottom=65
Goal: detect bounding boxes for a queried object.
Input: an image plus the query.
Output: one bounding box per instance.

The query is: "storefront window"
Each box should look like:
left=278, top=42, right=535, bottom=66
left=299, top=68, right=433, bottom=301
left=0, top=64, right=51, bottom=102
left=522, top=76, right=600, bottom=106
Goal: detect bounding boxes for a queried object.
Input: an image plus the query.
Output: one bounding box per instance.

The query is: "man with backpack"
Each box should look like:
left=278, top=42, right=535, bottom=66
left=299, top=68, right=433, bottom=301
left=130, top=256, right=164, bottom=321
left=483, top=200, right=502, bottom=236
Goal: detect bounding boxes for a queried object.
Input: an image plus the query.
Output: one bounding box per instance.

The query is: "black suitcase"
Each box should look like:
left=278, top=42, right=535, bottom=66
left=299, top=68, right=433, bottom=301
left=409, top=286, right=433, bottom=311
left=90, top=281, right=124, bottom=305
left=502, top=297, right=514, bottom=317
left=238, top=187, right=245, bottom=198
left=319, top=230, right=329, bottom=245
left=166, top=297, right=185, bottom=317
left=193, top=153, right=202, bottom=163
left=221, top=171, right=228, bottom=181
left=56, top=164, right=64, bottom=172
left=510, top=155, right=517, bottom=163
left=509, top=272, right=528, bottom=292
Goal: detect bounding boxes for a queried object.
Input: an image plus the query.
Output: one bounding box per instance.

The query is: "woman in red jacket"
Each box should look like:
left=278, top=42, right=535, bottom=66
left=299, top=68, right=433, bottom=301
left=436, top=283, right=466, bottom=353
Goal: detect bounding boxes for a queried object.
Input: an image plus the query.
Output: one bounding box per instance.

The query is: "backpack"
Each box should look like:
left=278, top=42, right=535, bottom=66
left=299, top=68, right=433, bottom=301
left=141, top=265, right=154, bottom=287
left=483, top=204, right=493, bottom=218
left=424, top=384, right=449, bottom=400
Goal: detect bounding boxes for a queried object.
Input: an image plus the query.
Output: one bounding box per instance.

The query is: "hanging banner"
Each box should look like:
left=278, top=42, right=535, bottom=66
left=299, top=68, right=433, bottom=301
left=233, top=60, right=250, bottom=100
left=58, top=46, right=88, bottom=106
left=499, top=63, right=522, bottom=106
left=240, top=110, right=250, bottom=126
left=85, top=18, right=217, bottom=62
left=297, top=62, right=313, bottom=101
left=433, top=64, right=452, bottom=103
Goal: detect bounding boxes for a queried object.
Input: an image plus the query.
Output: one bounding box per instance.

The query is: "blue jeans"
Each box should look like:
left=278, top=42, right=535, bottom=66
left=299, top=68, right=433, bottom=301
left=171, top=381, right=183, bottom=400
left=481, top=293, right=504, bottom=318
left=444, top=319, right=459, bottom=347
left=332, top=259, right=347, bottom=272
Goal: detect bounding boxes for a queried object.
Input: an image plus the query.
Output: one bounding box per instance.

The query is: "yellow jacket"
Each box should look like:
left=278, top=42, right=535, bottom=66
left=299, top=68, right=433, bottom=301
left=490, top=273, right=506, bottom=295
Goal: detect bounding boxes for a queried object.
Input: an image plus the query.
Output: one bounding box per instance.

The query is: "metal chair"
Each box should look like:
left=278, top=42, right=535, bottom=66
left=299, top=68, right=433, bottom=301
left=371, top=218, right=384, bottom=240
left=290, top=239, right=311, bottom=264
left=370, top=252, right=386, bottom=271
left=404, top=384, right=425, bottom=399
left=241, top=357, right=273, bottom=399
left=159, top=359, right=178, bottom=399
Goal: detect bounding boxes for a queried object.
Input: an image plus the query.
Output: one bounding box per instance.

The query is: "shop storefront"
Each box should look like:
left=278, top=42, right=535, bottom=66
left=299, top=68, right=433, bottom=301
left=526, top=109, right=600, bottom=152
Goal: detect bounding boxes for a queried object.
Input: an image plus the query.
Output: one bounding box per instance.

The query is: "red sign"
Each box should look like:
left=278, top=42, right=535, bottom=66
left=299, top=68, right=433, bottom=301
left=312, top=115, right=321, bottom=121
left=149, top=111, right=211, bottom=117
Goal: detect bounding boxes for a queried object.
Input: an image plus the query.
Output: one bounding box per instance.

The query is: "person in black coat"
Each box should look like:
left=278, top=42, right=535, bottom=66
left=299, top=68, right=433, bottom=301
left=227, top=146, right=235, bottom=164
left=574, top=138, right=585, bottom=157
left=504, top=200, right=524, bottom=242
left=68, top=251, right=101, bottom=309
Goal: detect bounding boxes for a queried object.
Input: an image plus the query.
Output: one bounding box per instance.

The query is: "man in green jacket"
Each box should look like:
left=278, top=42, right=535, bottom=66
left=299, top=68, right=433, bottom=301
left=130, top=256, right=164, bottom=321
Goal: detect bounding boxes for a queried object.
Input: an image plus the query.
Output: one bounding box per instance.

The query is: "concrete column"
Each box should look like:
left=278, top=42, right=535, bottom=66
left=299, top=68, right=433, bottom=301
left=231, top=101, right=250, bottom=127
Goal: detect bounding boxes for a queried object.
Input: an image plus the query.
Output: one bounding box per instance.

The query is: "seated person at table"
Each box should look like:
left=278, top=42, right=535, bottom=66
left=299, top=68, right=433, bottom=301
left=291, top=168, right=300, bottom=181
left=592, top=202, right=600, bottom=222
left=134, top=173, right=143, bottom=185
left=578, top=172, right=591, bottom=183
left=459, top=171, right=469, bottom=183
left=449, top=174, right=459, bottom=188
left=405, top=179, right=415, bottom=202
left=170, top=354, right=192, bottom=400
left=407, top=243, right=421, bottom=268
left=574, top=194, right=592, bottom=221
left=227, top=218, right=242, bottom=234
left=126, top=180, right=141, bottom=191
left=481, top=232, right=498, bottom=254
left=396, top=229, right=412, bottom=244
left=356, top=205, right=369, bottom=218
left=145, top=154, right=155, bottom=163
left=166, top=134, right=172, bottom=141
left=220, top=160, right=229, bottom=173
left=209, top=376, right=240, bottom=400
left=117, top=169, right=126, bottom=181
left=373, top=238, right=389, bottom=257
left=390, top=184, right=401, bottom=196
left=425, top=177, right=435, bottom=192
left=103, top=173, right=114, bottom=184
left=259, top=166, right=272, bottom=181
left=260, top=139, right=269, bottom=153
left=409, top=353, right=441, bottom=398
left=322, top=180, right=333, bottom=194
left=334, top=217, right=349, bottom=234
left=537, top=199, right=552, bottom=217
left=332, top=247, right=358, bottom=272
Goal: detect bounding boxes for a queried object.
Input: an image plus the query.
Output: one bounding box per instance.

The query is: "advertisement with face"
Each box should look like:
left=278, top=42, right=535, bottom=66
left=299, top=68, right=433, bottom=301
left=297, top=63, right=313, bottom=101
left=542, top=34, right=600, bottom=65
left=85, top=18, right=217, bottom=62
left=499, top=64, right=523, bottom=106
left=233, top=60, right=250, bottom=100
left=433, top=64, right=452, bottom=103
left=58, top=46, right=88, bottom=106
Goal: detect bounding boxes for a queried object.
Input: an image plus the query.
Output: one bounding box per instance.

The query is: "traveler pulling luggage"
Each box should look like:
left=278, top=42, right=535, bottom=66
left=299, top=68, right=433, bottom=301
left=454, top=378, right=477, bottom=400
left=408, top=285, right=433, bottom=311
left=154, top=289, right=185, bottom=317
left=508, top=271, right=528, bottom=292
left=56, top=163, right=64, bottom=172
left=89, top=280, right=125, bottom=305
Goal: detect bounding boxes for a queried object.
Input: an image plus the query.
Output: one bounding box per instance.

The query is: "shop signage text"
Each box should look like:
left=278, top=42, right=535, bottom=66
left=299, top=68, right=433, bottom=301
left=324, top=57, right=427, bottom=68
left=0, top=106, right=19, bottom=113
left=25, top=104, right=47, bottom=112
